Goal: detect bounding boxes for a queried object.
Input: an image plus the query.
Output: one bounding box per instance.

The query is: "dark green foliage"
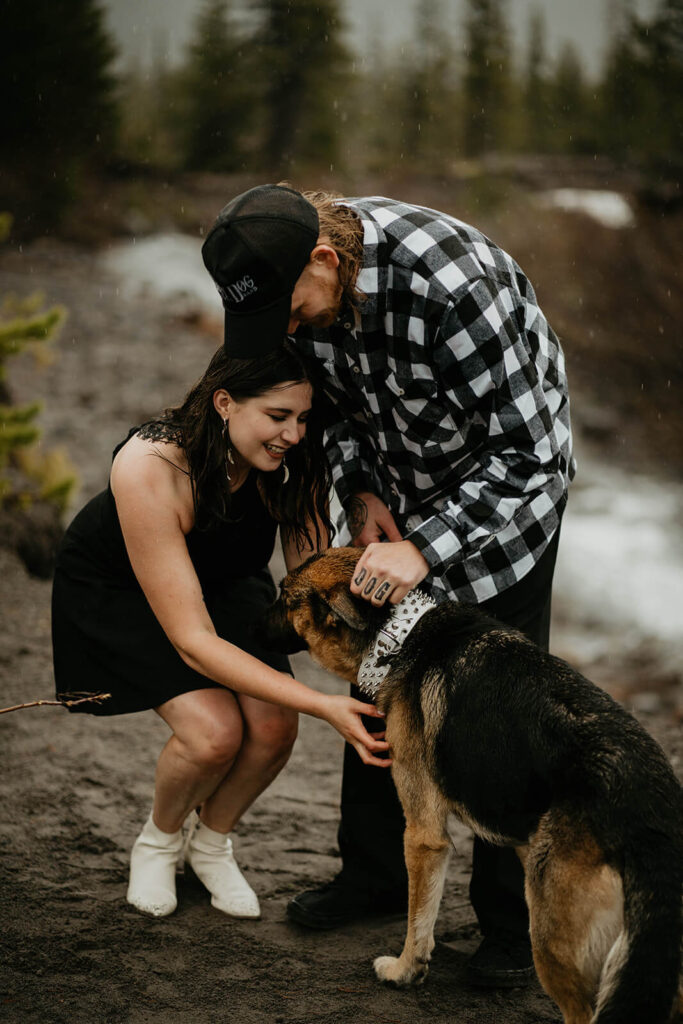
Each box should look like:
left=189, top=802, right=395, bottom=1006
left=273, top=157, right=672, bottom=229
left=175, top=0, right=254, bottom=172
left=0, top=0, right=118, bottom=232
left=599, top=0, right=683, bottom=167
left=359, top=0, right=460, bottom=172
left=0, top=0, right=118, bottom=229
left=251, top=0, right=352, bottom=172
left=0, top=217, right=76, bottom=513
left=601, top=4, right=647, bottom=160
left=398, top=0, right=460, bottom=169
left=550, top=42, right=595, bottom=153
left=462, top=0, right=513, bottom=154
left=630, top=0, right=683, bottom=166
left=523, top=9, right=550, bottom=150
left=1, top=0, right=118, bottom=161
left=116, top=57, right=181, bottom=170
left=1, top=0, right=680, bottom=203
left=113, top=0, right=682, bottom=178
left=0, top=309, right=64, bottom=377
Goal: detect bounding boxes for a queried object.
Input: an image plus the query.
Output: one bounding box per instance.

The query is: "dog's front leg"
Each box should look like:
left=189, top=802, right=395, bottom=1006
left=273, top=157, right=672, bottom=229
left=374, top=821, right=452, bottom=988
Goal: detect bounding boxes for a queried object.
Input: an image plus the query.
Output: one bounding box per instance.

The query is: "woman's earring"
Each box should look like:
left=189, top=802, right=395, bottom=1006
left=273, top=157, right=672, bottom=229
left=282, top=458, right=289, bottom=485
left=222, top=418, right=234, bottom=481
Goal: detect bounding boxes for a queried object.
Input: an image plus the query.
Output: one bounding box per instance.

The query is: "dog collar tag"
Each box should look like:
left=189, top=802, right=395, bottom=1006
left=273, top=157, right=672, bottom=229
left=357, top=589, right=437, bottom=697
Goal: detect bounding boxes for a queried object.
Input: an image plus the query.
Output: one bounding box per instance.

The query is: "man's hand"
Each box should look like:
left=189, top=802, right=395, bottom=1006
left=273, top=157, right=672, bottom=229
left=345, top=492, right=429, bottom=604
left=346, top=492, right=402, bottom=546
left=350, top=539, right=430, bottom=606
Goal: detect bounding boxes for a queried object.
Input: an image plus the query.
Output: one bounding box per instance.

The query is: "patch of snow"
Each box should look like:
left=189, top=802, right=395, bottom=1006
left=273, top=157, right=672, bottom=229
left=100, top=233, right=222, bottom=313
left=554, top=457, right=683, bottom=657
left=538, top=189, right=635, bottom=229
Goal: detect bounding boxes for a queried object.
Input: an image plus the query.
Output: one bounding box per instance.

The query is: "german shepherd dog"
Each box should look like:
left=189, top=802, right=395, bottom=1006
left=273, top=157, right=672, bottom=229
left=262, top=547, right=682, bottom=1024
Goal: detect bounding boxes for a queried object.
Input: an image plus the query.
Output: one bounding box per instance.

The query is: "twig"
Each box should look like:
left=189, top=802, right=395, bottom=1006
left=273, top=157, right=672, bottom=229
left=0, top=693, right=112, bottom=715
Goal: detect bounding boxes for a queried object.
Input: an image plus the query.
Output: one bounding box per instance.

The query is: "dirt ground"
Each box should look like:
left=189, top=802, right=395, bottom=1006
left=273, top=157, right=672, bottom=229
left=0, top=220, right=681, bottom=1024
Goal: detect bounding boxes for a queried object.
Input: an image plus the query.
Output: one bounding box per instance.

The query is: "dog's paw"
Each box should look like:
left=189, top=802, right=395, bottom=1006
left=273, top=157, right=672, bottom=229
left=374, top=955, right=428, bottom=988
left=374, top=955, right=407, bottom=986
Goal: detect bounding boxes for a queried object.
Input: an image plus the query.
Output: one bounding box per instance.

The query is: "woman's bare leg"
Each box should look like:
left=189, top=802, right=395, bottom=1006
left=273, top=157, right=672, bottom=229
left=152, top=687, right=298, bottom=833
left=152, top=688, right=244, bottom=833
left=199, top=693, right=298, bottom=832
left=127, top=688, right=244, bottom=917
left=148, top=687, right=297, bottom=918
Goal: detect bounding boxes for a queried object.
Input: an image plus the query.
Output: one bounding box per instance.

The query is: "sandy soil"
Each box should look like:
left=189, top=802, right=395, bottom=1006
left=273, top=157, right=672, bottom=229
left=0, top=235, right=680, bottom=1024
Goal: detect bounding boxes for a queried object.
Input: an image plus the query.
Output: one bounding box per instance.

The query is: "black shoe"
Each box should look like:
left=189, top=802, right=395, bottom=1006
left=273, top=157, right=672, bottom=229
left=466, top=932, right=535, bottom=989
left=286, top=873, right=407, bottom=930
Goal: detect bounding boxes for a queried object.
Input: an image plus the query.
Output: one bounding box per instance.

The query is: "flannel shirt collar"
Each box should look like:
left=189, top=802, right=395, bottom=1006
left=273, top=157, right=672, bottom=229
left=334, top=201, right=387, bottom=322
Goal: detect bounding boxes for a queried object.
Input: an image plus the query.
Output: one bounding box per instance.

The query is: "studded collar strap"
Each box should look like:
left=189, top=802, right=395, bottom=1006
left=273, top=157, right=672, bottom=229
left=357, top=589, right=437, bottom=698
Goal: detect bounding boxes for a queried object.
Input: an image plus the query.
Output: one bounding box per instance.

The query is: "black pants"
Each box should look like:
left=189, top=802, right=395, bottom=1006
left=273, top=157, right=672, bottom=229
left=337, top=527, right=561, bottom=941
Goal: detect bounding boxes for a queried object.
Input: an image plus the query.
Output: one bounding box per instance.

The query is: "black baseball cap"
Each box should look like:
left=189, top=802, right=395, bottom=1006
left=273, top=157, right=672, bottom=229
left=201, top=184, right=319, bottom=357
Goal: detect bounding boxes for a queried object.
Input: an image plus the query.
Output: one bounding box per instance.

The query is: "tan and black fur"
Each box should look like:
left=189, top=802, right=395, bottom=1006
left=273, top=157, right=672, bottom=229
left=261, top=548, right=683, bottom=1024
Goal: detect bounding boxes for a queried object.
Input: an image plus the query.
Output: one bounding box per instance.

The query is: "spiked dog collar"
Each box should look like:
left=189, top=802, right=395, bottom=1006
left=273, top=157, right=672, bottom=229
left=357, top=589, right=437, bottom=698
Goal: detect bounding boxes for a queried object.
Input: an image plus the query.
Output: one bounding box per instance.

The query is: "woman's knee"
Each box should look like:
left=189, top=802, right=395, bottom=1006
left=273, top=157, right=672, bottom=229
left=166, top=691, right=244, bottom=770
left=246, top=709, right=298, bottom=764
left=200, top=719, right=244, bottom=769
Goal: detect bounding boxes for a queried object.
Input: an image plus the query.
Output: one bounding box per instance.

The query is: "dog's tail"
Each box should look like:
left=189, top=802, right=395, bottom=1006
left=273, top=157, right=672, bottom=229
left=592, top=827, right=682, bottom=1024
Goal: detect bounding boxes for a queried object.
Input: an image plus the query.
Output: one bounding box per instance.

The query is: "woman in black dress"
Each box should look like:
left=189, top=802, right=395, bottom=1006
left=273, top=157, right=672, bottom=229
left=52, top=343, right=389, bottom=919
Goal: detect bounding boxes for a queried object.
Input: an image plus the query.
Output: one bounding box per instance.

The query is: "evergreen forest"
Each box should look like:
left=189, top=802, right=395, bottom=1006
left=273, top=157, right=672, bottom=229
left=1, top=0, right=682, bottom=234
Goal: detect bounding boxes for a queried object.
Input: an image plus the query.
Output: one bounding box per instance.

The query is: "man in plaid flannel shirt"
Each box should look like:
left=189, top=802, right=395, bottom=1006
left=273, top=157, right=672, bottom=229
left=202, top=184, right=574, bottom=989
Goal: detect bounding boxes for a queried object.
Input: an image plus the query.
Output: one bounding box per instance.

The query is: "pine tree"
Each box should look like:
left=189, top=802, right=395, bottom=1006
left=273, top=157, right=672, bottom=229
left=523, top=8, right=550, bottom=151
left=353, top=38, right=403, bottom=172
left=0, top=215, right=77, bottom=575
left=398, top=0, right=460, bottom=170
left=601, top=0, right=643, bottom=159
left=117, top=49, right=181, bottom=171
left=631, top=0, right=683, bottom=166
left=174, top=0, right=254, bottom=172
left=598, top=0, right=683, bottom=166
left=0, top=0, right=118, bottom=229
left=252, top=0, right=352, bottom=172
left=551, top=43, right=591, bottom=153
left=462, top=0, right=513, bottom=155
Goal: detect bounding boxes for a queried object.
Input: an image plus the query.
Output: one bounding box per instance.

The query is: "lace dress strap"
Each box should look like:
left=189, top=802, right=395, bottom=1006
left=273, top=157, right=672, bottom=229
left=136, top=418, right=184, bottom=446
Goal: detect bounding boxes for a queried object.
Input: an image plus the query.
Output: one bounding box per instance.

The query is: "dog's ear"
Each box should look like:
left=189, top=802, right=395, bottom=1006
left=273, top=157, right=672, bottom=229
left=325, top=586, right=368, bottom=631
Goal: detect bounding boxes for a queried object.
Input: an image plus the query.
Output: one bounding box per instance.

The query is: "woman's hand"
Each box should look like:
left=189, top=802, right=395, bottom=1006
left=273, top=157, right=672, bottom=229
left=319, top=695, right=392, bottom=767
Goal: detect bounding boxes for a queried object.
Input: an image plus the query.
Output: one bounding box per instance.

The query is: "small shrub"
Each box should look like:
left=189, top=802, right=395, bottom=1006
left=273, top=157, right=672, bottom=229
left=0, top=215, right=79, bottom=575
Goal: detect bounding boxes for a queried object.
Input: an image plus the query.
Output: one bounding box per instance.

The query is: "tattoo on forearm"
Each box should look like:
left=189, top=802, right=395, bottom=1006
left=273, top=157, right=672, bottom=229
left=347, top=496, right=368, bottom=541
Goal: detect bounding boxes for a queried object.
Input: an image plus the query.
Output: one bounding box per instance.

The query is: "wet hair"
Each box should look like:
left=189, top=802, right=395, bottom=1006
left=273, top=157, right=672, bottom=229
left=299, top=189, right=365, bottom=307
left=161, top=343, right=332, bottom=550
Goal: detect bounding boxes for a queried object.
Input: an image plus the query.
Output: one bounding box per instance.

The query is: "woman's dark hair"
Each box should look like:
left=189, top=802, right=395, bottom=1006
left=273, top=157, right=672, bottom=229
left=162, top=343, right=332, bottom=550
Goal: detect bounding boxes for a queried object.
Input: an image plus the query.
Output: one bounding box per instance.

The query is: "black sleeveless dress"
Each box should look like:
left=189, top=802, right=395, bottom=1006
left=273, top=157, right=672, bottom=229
left=51, top=425, right=290, bottom=716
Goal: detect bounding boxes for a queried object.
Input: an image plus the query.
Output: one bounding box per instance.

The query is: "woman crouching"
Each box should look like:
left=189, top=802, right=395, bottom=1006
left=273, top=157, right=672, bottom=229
left=51, top=343, right=389, bottom=918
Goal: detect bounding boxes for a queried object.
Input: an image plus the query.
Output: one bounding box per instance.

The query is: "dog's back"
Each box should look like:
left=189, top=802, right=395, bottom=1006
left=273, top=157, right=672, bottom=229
left=382, top=602, right=683, bottom=1023
left=265, top=550, right=682, bottom=1022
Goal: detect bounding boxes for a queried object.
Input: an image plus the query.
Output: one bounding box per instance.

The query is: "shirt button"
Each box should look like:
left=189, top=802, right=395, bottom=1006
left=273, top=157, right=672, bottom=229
left=353, top=366, right=361, bottom=374
left=343, top=321, right=353, bottom=330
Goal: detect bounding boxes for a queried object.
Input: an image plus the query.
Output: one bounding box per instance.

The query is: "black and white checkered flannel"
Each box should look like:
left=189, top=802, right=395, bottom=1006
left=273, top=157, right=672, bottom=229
left=292, top=196, right=575, bottom=604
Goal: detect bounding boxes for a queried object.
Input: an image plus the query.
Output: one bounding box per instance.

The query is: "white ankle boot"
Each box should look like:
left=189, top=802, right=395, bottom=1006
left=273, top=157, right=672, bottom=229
left=126, top=813, right=183, bottom=917
left=185, top=818, right=260, bottom=918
